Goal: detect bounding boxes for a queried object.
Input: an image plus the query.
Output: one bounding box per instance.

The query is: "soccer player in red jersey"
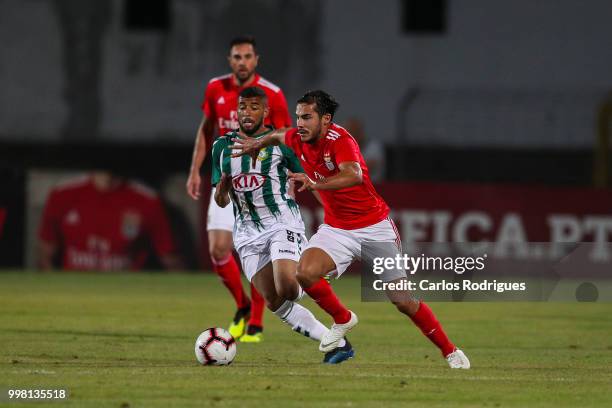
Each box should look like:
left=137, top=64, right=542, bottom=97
left=231, top=90, right=470, bottom=368
left=38, top=172, right=180, bottom=271
left=186, top=36, right=292, bottom=342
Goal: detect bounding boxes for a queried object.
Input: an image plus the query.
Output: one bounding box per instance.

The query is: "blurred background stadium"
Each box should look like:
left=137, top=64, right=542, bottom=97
left=1, top=0, right=612, bottom=270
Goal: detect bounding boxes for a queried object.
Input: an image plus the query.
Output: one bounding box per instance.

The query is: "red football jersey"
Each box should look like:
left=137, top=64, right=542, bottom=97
left=285, top=123, right=390, bottom=229
left=39, top=177, right=175, bottom=271
left=201, top=73, right=291, bottom=138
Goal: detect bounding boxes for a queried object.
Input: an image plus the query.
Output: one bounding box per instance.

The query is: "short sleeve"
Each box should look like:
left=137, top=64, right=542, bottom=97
left=280, top=144, right=304, bottom=173
left=269, top=90, right=292, bottom=128
left=210, top=136, right=228, bottom=186
left=334, top=135, right=361, bottom=164
left=201, top=82, right=216, bottom=121
left=38, top=190, right=62, bottom=244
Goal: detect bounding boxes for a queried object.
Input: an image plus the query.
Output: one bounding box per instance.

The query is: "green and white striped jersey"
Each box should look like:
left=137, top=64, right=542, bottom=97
left=211, top=130, right=306, bottom=248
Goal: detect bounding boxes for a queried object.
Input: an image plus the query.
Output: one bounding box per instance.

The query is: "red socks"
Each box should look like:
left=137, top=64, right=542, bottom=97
left=303, top=278, right=351, bottom=324
left=248, top=282, right=265, bottom=328
left=212, top=254, right=249, bottom=309
left=410, top=302, right=456, bottom=357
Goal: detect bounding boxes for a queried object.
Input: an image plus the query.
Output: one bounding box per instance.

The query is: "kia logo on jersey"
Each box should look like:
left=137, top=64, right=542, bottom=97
left=232, top=173, right=266, bottom=192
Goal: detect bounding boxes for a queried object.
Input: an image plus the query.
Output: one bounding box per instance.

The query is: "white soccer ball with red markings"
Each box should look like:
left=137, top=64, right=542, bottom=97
left=194, top=328, right=236, bottom=366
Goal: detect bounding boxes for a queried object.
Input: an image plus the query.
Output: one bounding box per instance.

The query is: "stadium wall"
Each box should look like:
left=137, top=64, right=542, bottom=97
left=1, top=0, right=611, bottom=146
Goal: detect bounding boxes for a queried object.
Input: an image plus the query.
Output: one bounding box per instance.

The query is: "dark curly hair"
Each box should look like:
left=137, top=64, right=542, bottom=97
left=297, top=90, right=340, bottom=119
left=229, top=35, right=257, bottom=53
left=239, top=86, right=267, bottom=101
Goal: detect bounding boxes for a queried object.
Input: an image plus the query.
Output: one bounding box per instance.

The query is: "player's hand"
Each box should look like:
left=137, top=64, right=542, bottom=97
left=288, top=171, right=317, bottom=192
left=186, top=171, right=201, bottom=200
left=229, top=137, right=260, bottom=167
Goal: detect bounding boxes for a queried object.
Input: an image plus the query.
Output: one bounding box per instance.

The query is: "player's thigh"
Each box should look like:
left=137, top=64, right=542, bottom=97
left=298, top=247, right=337, bottom=282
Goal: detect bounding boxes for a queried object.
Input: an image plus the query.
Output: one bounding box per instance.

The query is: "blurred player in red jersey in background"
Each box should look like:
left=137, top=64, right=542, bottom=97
left=38, top=171, right=182, bottom=271
left=186, top=36, right=292, bottom=342
left=231, top=90, right=471, bottom=368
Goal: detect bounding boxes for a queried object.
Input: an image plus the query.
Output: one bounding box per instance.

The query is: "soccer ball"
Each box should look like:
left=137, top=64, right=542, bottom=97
left=194, top=328, right=236, bottom=366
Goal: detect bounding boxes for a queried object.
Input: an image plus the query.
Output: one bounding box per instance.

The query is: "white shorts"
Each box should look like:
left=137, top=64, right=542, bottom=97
left=236, top=228, right=306, bottom=282
left=306, top=217, right=405, bottom=281
left=206, top=187, right=234, bottom=232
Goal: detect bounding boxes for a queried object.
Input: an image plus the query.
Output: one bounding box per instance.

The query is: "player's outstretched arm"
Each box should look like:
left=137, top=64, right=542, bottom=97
left=289, top=162, right=363, bottom=192
left=214, top=174, right=232, bottom=208
left=229, top=128, right=289, bottom=158
left=186, top=115, right=215, bottom=200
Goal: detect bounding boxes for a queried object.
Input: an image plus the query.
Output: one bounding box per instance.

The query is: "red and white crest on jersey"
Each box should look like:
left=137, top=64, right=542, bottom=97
left=285, top=123, right=390, bottom=230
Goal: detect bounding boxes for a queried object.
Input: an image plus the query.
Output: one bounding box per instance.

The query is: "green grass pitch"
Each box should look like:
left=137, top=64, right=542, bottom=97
left=1, top=272, right=611, bottom=407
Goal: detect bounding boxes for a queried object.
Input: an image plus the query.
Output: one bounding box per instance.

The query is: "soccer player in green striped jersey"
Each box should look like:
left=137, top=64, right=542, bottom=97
left=212, top=86, right=354, bottom=363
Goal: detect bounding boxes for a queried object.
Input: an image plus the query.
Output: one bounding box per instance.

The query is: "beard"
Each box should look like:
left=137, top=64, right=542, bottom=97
left=239, top=117, right=264, bottom=136
left=236, top=68, right=254, bottom=84
left=303, top=123, right=322, bottom=144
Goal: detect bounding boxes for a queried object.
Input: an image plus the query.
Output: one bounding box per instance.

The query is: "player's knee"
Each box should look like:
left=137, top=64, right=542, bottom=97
left=209, top=243, right=231, bottom=262
left=296, top=261, right=322, bottom=287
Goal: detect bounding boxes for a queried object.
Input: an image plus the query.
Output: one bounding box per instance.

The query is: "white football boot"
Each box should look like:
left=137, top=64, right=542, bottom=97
left=319, top=311, right=358, bottom=352
left=446, top=349, right=471, bottom=369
